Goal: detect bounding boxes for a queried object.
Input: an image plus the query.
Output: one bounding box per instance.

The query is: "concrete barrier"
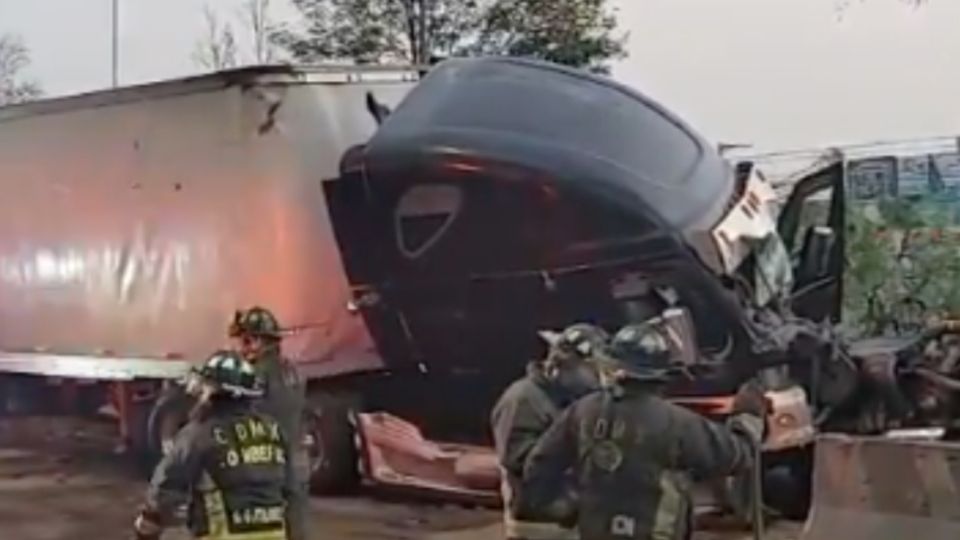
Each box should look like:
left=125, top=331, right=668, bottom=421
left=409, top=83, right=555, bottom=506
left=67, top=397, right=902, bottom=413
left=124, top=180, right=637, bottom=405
left=801, top=433, right=960, bottom=540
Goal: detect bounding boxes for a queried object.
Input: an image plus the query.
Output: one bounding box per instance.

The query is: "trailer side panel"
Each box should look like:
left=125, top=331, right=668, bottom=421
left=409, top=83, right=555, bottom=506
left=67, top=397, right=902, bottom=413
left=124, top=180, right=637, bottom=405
left=0, top=71, right=413, bottom=379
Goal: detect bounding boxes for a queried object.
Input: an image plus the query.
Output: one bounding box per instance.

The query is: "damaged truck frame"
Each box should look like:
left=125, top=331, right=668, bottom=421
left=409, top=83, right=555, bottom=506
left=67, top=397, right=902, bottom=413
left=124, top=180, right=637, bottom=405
left=1, top=58, right=959, bottom=518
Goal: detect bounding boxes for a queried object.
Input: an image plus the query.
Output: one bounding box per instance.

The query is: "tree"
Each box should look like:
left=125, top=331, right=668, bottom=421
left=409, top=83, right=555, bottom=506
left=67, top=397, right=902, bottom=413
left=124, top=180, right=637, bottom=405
left=270, top=0, right=626, bottom=71
left=271, top=0, right=483, bottom=64
left=0, top=34, right=42, bottom=106
left=473, top=0, right=626, bottom=73
left=241, top=0, right=278, bottom=64
left=844, top=197, right=960, bottom=337
left=192, top=5, right=239, bottom=70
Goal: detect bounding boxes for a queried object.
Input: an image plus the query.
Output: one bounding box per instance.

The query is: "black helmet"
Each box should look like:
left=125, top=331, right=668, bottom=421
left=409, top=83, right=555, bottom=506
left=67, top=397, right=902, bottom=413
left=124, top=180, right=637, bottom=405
left=191, top=349, right=263, bottom=399
left=607, top=323, right=673, bottom=381
left=539, top=323, right=610, bottom=363
left=229, top=306, right=283, bottom=340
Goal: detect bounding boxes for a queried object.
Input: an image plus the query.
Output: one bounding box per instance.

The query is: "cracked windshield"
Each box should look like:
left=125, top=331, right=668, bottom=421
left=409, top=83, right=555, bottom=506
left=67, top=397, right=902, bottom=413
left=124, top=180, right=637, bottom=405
left=2, top=1, right=960, bottom=540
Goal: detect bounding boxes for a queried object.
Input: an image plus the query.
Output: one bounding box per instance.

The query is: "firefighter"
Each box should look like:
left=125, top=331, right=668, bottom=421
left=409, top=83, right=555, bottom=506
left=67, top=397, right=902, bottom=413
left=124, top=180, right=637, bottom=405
left=491, top=323, right=609, bottom=540
left=518, top=321, right=767, bottom=540
left=133, top=350, right=293, bottom=540
left=229, top=307, right=309, bottom=540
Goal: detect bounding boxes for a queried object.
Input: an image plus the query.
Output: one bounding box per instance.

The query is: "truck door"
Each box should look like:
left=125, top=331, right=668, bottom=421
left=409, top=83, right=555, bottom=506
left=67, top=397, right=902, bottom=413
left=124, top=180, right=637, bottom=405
left=775, top=158, right=845, bottom=322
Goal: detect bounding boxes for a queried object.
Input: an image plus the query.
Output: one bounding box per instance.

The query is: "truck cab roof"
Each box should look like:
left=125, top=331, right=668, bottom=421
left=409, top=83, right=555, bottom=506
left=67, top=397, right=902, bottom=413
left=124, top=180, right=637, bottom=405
left=364, top=57, right=735, bottom=233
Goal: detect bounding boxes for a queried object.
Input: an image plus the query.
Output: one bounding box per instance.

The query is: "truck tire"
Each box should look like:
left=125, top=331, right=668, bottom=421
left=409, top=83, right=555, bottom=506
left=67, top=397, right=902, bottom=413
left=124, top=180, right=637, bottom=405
left=305, top=390, right=361, bottom=494
left=143, top=385, right=195, bottom=473
left=0, top=374, right=48, bottom=415
left=763, top=448, right=813, bottom=520
left=715, top=447, right=813, bottom=523
left=75, top=384, right=106, bottom=417
left=129, top=396, right=159, bottom=477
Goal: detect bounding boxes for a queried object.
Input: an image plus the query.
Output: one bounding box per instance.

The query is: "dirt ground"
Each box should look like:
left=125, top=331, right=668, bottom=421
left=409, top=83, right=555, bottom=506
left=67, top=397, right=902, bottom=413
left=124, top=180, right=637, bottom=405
left=0, top=416, right=801, bottom=540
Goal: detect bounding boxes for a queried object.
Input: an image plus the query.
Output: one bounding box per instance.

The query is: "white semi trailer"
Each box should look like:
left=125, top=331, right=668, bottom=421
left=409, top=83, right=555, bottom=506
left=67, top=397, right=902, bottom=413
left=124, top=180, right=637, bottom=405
left=0, top=65, right=423, bottom=492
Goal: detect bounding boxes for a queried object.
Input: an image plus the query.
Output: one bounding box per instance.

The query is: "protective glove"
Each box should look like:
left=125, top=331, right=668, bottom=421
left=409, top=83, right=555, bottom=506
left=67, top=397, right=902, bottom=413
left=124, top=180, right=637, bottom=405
left=727, top=413, right=766, bottom=447
left=548, top=486, right=579, bottom=529
left=515, top=481, right=579, bottom=528
left=731, top=380, right=770, bottom=419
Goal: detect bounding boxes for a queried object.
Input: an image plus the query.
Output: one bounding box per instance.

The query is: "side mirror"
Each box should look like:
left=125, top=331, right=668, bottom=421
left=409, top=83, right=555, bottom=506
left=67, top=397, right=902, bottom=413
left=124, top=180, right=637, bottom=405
left=797, top=226, right=836, bottom=281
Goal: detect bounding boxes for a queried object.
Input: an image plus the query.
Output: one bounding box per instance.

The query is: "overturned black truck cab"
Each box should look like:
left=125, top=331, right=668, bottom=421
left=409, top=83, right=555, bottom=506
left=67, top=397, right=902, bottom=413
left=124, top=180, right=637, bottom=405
left=322, top=57, right=960, bottom=515
left=327, top=57, right=833, bottom=404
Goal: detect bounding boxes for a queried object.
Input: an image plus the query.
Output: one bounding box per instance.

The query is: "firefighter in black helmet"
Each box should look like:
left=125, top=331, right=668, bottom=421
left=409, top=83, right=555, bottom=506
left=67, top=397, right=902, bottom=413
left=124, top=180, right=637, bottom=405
left=230, top=307, right=309, bottom=540
left=518, top=321, right=767, bottom=540
left=491, top=323, right=608, bottom=540
left=134, top=350, right=293, bottom=540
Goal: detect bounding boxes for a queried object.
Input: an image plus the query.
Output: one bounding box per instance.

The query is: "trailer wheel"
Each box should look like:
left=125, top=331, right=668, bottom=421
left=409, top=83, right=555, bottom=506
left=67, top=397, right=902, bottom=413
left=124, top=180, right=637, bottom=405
left=305, top=391, right=361, bottom=494
left=0, top=374, right=48, bottom=415
left=144, top=385, right=195, bottom=472
left=129, top=396, right=159, bottom=476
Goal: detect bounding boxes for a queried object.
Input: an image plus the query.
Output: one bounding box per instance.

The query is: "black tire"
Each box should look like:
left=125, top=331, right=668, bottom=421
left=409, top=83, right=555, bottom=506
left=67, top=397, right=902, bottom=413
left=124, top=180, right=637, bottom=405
left=75, top=384, right=107, bottom=417
left=0, top=374, right=49, bottom=415
left=763, top=447, right=813, bottom=520
left=0, top=375, right=12, bottom=415
left=140, top=385, right=196, bottom=476
left=129, top=395, right=159, bottom=477
left=305, top=390, right=361, bottom=494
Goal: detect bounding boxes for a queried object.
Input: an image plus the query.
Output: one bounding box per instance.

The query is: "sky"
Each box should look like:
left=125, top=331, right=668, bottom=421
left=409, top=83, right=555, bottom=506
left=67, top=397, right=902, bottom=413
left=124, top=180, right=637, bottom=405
left=1, top=0, right=959, bottom=153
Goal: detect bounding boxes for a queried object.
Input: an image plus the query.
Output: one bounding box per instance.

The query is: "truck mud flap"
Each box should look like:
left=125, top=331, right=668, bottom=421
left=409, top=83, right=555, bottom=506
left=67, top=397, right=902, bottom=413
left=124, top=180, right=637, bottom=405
left=801, top=433, right=960, bottom=540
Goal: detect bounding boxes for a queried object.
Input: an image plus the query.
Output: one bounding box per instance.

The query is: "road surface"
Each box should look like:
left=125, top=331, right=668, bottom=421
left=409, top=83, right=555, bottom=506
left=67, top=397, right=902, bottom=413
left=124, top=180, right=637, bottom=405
left=0, top=416, right=801, bottom=540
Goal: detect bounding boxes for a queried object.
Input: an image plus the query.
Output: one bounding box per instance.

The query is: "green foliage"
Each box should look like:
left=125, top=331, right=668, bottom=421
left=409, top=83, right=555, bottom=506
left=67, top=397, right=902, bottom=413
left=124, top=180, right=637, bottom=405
left=271, top=0, right=626, bottom=71
left=844, top=196, right=960, bottom=336
left=271, top=0, right=483, bottom=64
left=472, top=0, right=626, bottom=73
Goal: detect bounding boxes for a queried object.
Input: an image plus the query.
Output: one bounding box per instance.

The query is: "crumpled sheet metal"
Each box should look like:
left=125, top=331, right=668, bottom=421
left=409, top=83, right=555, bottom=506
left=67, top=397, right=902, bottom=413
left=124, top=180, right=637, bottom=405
left=354, top=411, right=502, bottom=506
left=801, top=433, right=960, bottom=540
